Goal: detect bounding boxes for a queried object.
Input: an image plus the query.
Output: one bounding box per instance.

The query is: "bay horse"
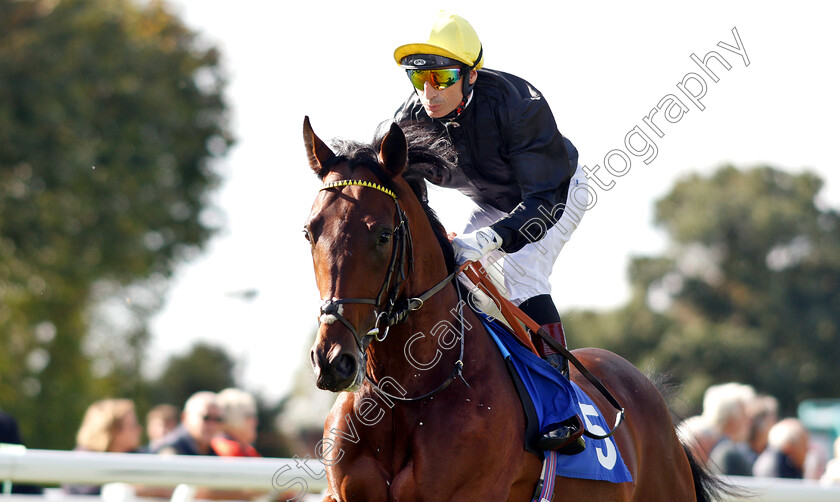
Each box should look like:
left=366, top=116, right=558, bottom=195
left=302, top=117, right=722, bottom=501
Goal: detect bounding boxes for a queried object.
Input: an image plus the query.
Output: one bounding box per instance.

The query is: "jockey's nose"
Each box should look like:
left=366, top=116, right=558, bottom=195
left=423, top=80, right=441, bottom=97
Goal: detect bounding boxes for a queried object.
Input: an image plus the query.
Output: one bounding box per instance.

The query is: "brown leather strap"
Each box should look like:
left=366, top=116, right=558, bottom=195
left=461, top=262, right=539, bottom=355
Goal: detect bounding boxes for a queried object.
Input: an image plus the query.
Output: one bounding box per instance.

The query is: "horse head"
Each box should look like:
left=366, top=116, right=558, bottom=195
left=303, top=117, right=427, bottom=392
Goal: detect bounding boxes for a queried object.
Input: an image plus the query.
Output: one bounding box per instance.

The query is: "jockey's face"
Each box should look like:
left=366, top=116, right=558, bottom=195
left=417, top=68, right=477, bottom=118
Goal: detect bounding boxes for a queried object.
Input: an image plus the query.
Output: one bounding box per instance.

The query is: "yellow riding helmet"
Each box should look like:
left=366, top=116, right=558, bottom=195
left=394, top=11, right=484, bottom=70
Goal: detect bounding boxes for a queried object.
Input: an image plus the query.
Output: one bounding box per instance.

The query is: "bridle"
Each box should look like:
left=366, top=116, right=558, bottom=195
left=317, top=179, right=412, bottom=351
left=316, top=179, right=464, bottom=400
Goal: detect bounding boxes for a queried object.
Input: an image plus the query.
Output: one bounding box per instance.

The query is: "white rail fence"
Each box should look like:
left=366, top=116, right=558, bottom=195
left=718, top=476, right=840, bottom=501
left=2, top=446, right=840, bottom=501
left=0, top=446, right=326, bottom=501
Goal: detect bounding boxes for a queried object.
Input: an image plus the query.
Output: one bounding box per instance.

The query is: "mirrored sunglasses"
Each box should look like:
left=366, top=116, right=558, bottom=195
left=406, top=68, right=462, bottom=91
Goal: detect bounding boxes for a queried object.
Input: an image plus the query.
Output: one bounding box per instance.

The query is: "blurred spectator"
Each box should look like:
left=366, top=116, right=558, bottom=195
left=0, top=408, right=42, bottom=494
left=702, top=382, right=756, bottom=476
left=820, top=436, right=840, bottom=485
left=148, top=392, right=276, bottom=500
left=74, top=399, right=143, bottom=454
left=145, top=404, right=178, bottom=446
left=152, top=391, right=222, bottom=456
left=752, top=418, right=809, bottom=479
left=212, top=388, right=260, bottom=457
left=746, top=394, right=778, bottom=462
left=678, top=415, right=720, bottom=467
left=63, top=398, right=142, bottom=495
left=0, top=409, right=22, bottom=445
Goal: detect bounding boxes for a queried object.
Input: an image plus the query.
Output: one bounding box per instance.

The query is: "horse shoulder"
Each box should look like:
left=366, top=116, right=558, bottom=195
left=321, top=393, right=392, bottom=502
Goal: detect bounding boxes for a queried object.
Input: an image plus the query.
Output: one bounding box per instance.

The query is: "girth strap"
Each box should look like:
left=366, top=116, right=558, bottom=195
left=531, top=450, right=558, bottom=502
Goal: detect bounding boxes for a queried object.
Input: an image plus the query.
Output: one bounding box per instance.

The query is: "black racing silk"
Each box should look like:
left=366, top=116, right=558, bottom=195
left=395, top=69, right=579, bottom=253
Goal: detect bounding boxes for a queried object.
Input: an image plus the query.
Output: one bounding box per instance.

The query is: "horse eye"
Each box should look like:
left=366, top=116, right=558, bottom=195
left=378, top=230, right=392, bottom=245
left=303, top=228, right=312, bottom=242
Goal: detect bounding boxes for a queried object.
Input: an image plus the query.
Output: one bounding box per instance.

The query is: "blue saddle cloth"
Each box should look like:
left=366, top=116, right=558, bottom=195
left=481, top=315, right=633, bottom=483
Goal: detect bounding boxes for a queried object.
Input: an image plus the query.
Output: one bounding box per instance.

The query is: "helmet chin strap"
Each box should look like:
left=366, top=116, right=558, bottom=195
left=441, top=89, right=472, bottom=120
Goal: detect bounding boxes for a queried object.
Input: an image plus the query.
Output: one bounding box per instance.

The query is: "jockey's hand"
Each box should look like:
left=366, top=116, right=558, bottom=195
left=452, top=226, right=502, bottom=265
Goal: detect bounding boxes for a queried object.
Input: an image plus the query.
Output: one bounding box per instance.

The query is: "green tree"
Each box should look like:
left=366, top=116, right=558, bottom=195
left=566, top=166, right=840, bottom=416
left=0, top=0, right=232, bottom=449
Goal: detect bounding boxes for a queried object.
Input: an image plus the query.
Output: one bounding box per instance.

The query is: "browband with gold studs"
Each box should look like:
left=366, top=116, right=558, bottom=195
left=320, top=179, right=398, bottom=200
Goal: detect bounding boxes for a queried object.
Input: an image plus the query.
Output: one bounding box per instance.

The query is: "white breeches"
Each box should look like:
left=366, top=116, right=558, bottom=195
left=460, top=165, right=589, bottom=305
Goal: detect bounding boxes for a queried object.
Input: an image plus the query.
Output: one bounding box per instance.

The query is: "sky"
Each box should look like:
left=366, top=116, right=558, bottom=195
left=149, top=1, right=840, bottom=400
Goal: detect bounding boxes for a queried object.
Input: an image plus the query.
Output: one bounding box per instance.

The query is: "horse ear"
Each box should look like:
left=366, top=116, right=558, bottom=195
left=303, top=116, right=335, bottom=178
left=378, top=122, right=407, bottom=178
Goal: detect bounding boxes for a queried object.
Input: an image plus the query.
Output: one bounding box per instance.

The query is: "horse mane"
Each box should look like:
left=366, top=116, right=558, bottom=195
left=326, top=122, right=458, bottom=274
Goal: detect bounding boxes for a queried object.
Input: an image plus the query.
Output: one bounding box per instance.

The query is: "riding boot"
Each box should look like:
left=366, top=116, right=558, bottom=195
left=519, top=295, right=585, bottom=455
left=540, top=322, right=570, bottom=379
left=518, top=295, right=569, bottom=377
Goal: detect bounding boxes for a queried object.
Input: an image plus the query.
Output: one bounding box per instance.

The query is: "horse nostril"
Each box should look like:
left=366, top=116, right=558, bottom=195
left=310, top=348, right=318, bottom=368
left=334, top=353, right=357, bottom=381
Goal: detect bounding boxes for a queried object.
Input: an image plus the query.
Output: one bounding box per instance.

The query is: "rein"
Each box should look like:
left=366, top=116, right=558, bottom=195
left=317, top=179, right=464, bottom=401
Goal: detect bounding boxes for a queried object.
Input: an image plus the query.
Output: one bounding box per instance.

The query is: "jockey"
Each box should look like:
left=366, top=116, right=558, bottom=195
left=393, top=11, right=588, bottom=454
